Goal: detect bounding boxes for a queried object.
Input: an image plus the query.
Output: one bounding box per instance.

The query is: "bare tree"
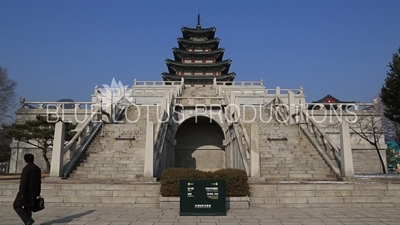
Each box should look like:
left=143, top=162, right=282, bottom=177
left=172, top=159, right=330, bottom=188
left=322, top=99, right=389, bottom=173
left=349, top=100, right=387, bottom=173
left=0, top=67, right=17, bottom=125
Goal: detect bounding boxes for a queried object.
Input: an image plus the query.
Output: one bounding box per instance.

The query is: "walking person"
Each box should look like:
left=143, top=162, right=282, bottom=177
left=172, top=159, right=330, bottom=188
left=13, top=153, right=42, bottom=225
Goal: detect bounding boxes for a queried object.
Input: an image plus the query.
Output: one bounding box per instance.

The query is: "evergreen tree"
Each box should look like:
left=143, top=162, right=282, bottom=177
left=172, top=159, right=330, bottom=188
left=381, top=48, right=400, bottom=145
left=2, top=115, right=76, bottom=172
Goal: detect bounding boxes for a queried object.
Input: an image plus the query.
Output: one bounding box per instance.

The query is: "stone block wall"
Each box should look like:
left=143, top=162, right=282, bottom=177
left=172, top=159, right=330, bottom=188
left=250, top=183, right=400, bottom=208
left=174, top=118, right=225, bottom=171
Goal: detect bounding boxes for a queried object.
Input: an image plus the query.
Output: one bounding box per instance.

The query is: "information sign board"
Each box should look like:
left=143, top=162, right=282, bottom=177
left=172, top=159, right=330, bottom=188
left=179, top=180, right=226, bottom=216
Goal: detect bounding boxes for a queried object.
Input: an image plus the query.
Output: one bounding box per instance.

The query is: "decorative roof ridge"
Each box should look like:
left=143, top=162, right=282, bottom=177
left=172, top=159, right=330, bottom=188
left=177, top=37, right=220, bottom=42
left=165, top=58, right=231, bottom=64
left=172, top=47, right=225, bottom=52
left=312, top=94, right=355, bottom=103
left=181, top=26, right=216, bottom=32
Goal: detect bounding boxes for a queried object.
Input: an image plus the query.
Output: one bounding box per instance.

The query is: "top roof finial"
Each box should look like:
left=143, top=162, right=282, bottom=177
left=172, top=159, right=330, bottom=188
left=196, top=13, right=201, bottom=29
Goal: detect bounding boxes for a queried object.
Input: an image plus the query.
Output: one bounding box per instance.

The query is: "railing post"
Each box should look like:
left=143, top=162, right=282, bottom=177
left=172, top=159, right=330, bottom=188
left=50, top=121, right=65, bottom=177
left=340, top=121, right=354, bottom=177
left=288, top=91, right=295, bottom=124
left=144, top=121, right=154, bottom=178
left=299, top=101, right=306, bottom=123
left=275, top=86, right=281, bottom=98
left=250, top=122, right=260, bottom=177
left=19, top=97, right=25, bottom=109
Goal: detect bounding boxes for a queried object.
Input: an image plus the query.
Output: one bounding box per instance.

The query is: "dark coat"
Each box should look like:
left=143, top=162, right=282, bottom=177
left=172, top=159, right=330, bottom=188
left=13, top=163, right=42, bottom=207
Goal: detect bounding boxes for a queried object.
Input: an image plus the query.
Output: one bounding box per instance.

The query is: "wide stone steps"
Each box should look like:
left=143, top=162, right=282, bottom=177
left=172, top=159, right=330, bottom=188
left=258, top=120, right=336, bottom=181
left=68, top=123, right=147, bottom=181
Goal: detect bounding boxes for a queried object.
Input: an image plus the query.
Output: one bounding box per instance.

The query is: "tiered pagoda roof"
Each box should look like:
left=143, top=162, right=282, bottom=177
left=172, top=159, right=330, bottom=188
left=162, top=15, right=235, bottom=85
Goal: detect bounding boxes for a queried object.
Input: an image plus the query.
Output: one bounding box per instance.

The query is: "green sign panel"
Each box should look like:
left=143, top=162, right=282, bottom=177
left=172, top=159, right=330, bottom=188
left=180, top=180, right=226, bottom=216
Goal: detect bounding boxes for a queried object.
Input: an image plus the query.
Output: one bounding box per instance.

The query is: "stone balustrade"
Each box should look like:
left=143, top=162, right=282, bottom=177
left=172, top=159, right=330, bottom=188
left=50, top=107, right=103, bottom=178
left=19, top=98, right=95, bottom=110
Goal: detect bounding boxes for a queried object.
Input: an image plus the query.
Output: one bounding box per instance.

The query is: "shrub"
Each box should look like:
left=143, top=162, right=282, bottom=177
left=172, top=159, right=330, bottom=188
left=160, top=168, right=249, bottom=197
left=212, top=168, right=249, bottom=196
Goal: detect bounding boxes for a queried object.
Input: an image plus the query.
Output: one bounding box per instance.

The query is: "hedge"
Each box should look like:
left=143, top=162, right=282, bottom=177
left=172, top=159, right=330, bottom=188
left=160, top=168, right=249, bottom=197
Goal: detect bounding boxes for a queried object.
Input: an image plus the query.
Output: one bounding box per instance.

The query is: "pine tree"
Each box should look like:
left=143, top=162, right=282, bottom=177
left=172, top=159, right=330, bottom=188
left=381, top=48, right=400, bottom=146
left=1, top=115, right=76, bottom=172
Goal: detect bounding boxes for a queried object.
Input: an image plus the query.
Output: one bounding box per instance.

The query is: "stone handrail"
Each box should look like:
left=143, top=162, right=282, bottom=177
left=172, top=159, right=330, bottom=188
left=133, top=80, right=183, bottom=86
left=298, top=109, right=341, bottom=177
left=267, top=88, right=303, bottom=95
left=228, top=92, right=251, bottom=159
left=19, top=99, right=94, bottom=110
left=153, top=78, right=184, bottom=143
left=153, top=117, right=169, bottom=177
left=216, top=81, right=264, bottom=87
left=175, top=96, right=224, bottom=99
left=224, top=91, right=250, bottom=174
left=50, top=106, right=103, bottom=178
left=306, top=102, right=375, bottom=111
left=274, top=95, right=289, bottom=125
left=153, top=78, right=184, bottom=176
left=225, top=105, right=250, bottom=175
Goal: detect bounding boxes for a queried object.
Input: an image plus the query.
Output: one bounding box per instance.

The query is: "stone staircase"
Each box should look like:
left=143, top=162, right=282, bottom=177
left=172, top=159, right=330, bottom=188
left=258, top=120, right=337, bottom=181
left=68, top=123, right=147, bottom=181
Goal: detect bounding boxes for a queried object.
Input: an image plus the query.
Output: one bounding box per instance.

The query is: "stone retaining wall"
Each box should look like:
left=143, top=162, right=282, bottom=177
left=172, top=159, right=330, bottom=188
left=0, top=182, right=160, bottom=208
left=250, top=183, right=400, bottom=208
left=1, top=181, right=399, bottom=208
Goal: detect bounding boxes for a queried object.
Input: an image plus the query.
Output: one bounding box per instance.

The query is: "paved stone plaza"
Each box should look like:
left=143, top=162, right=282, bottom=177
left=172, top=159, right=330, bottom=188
left=0, top=206, right=398, bottom=225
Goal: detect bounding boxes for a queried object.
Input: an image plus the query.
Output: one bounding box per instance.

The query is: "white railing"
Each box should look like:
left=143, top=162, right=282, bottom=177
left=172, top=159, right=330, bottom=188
left=274, top=95, right=290, bottom=125
left=153, top=78, right=184, bottom=176
left=59, top=107, right=103, bottom=178
left=19, top=98, right=94, bottom=110
left=216, top=80, right=264, bottom=87
left=305, top=102, right=375, bottom=111
left=266, top=87, right=304, bottom=95
left=133, top=80, right=183, bottom=86
left=224, top=91, right=250, bottom=175
left=299, top=109, right=341, bottom=177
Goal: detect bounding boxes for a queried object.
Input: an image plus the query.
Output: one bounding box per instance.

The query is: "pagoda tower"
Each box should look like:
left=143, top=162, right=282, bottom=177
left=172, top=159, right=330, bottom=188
left=162, top=15, right=236, bottom=85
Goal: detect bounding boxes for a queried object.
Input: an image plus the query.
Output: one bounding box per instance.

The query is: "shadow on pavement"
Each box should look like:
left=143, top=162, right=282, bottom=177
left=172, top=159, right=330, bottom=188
left=41, top=210, right=95, bottom=225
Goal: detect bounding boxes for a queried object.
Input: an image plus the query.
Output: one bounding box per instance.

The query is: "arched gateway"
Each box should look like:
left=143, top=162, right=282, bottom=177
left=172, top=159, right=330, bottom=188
left=174, top=116, right=225, bottom=171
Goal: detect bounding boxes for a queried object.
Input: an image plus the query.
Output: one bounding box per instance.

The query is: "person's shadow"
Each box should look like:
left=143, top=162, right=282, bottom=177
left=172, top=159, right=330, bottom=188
left=40, top=210, right=95, bottom=225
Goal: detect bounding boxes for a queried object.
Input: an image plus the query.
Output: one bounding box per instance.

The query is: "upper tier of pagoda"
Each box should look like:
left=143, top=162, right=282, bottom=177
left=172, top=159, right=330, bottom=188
left=161, top=14, right=235, bottom=85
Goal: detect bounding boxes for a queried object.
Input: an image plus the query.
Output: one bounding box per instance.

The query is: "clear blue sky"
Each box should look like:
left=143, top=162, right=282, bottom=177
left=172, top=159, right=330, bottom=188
left=0, top=0, right=399, bottom=103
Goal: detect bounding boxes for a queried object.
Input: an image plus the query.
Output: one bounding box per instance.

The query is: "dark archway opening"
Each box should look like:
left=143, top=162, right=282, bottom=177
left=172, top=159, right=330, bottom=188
left=174, top=116, right=225, bottom=171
